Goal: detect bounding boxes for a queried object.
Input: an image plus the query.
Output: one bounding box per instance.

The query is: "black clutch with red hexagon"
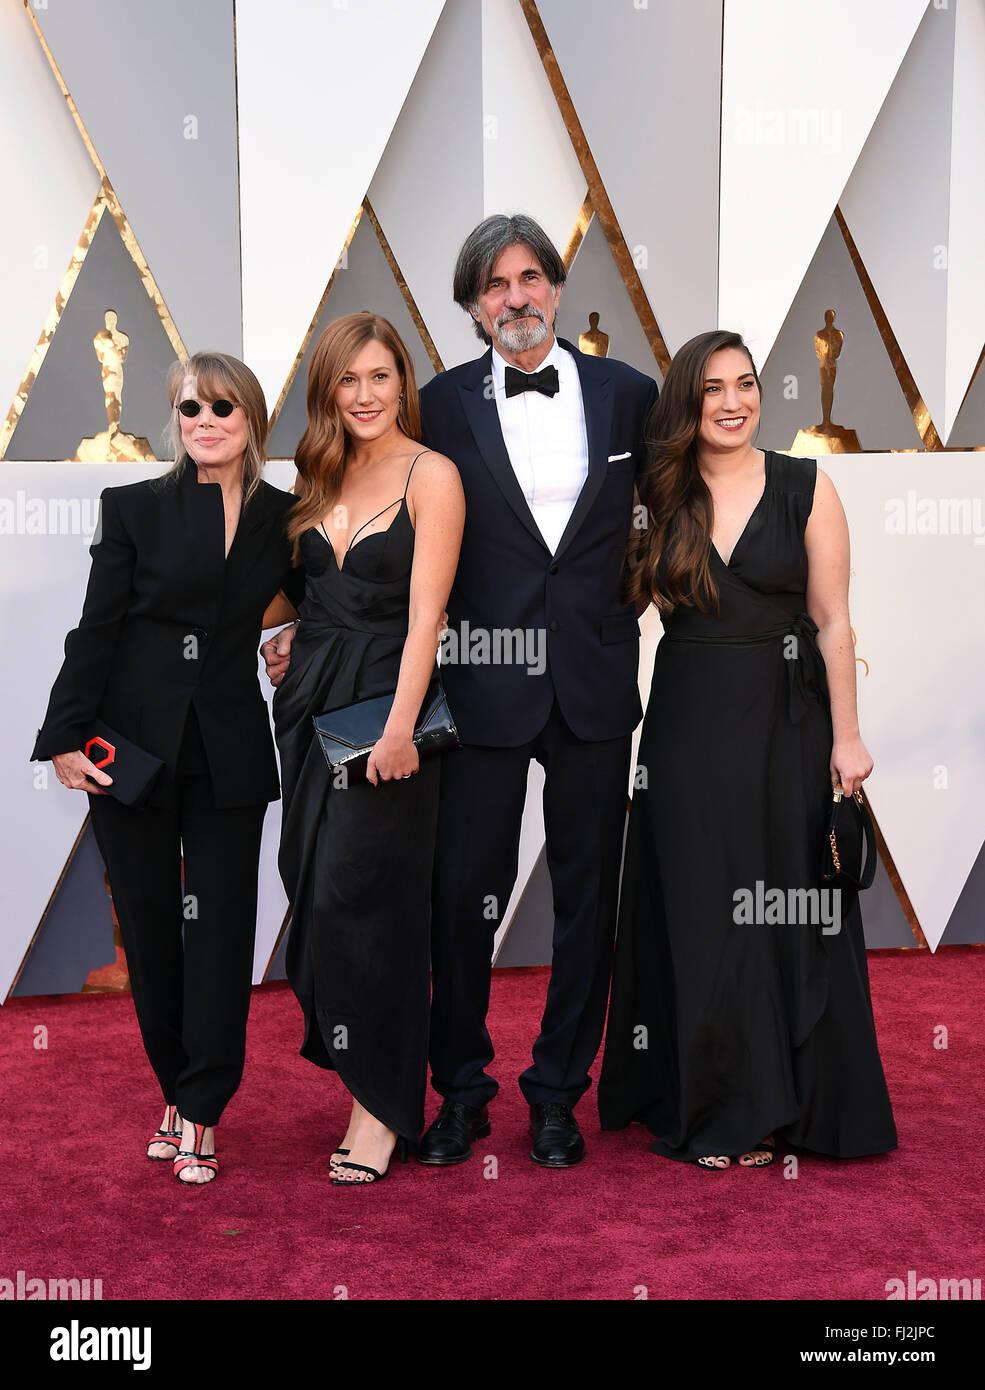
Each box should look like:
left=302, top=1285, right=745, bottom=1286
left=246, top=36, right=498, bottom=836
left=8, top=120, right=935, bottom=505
left=84, top=722, right=165, bottom=806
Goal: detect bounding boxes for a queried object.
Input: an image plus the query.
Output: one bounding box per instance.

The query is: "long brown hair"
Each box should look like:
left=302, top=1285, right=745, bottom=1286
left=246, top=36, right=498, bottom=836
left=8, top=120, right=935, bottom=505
left=630, top=330, right=761, bottom=616
left=161, top=352, right=268, bottom=505
left=288, top=313, right=422, bottom=559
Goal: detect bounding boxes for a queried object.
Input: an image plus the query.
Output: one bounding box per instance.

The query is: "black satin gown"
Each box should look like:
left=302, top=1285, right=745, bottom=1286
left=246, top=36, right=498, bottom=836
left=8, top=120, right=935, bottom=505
left=273, top=474, right=439, bottom=1143
left=598, top=453, right=897, bottom=1161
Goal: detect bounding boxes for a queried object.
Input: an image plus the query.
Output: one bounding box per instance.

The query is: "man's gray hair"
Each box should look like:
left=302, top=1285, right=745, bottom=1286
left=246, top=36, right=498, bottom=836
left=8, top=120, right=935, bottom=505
left=453, top=214, right=567, bottom=343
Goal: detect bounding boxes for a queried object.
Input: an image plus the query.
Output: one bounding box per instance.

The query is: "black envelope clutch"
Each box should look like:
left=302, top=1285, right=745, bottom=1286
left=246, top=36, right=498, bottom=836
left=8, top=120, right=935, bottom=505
left=84, top=721, right=165, bottom=807
left=312, top=678, right=459, bottom=783
left=822, top=788, right=877, bottom=891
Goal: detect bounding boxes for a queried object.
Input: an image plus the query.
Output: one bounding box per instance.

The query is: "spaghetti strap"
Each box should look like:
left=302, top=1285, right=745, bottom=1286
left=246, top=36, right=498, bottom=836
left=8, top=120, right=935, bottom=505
left=402, top=450, right=429, bottom=498
left=319, top=451, right=429, bottom=558
left=345, top=501, right=400, bottom=555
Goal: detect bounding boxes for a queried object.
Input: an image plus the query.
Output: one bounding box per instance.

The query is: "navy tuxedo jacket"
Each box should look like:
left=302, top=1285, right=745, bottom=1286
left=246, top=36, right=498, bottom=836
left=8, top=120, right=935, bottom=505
left=420, top=338, right=658, bottom=746
left=32, top=462, right=302, bottom=807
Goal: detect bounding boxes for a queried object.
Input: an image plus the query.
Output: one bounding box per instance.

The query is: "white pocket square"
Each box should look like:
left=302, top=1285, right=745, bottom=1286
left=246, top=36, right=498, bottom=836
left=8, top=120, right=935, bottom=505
left=607, top=451, right=632, bottom=462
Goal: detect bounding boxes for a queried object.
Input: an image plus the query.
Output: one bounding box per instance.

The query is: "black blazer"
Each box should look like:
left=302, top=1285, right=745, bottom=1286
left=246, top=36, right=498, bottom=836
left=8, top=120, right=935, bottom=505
left=419, top=338, right=658, bottom=746
left=32, top=461, right=303, bottom=808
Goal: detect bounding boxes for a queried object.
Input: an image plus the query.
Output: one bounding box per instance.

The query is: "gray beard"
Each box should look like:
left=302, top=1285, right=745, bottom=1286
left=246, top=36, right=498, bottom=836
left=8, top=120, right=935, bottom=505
left=495, top=313, right=550, bottom=354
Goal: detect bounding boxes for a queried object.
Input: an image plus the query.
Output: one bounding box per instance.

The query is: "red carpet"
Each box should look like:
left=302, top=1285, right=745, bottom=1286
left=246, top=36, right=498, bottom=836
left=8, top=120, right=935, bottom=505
left=2, top=951, right=983, bottom=1301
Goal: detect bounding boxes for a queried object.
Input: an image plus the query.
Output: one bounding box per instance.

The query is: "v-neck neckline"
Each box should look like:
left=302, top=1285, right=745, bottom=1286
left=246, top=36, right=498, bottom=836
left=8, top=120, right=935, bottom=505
left=710, top=451, right=772, bottom=569
left=317, top=497, right=407, bottom=572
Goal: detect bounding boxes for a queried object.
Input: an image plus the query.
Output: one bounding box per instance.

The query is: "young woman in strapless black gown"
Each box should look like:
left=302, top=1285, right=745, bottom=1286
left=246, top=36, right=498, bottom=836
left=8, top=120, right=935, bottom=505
left=263, top=313, right=464, bottom=1185
left=598, top=330, right=896, bottom=1169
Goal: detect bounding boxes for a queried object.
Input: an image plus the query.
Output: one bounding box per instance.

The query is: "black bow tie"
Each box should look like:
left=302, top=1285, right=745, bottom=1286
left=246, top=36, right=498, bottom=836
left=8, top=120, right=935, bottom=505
left=504, top=364, right=560, bottom=399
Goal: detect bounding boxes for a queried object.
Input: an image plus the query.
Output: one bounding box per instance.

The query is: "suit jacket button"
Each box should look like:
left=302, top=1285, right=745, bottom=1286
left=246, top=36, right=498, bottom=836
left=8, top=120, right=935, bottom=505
left=549, top=562, right=559, bottom=575
left=549, top=620, right=559, bottom=632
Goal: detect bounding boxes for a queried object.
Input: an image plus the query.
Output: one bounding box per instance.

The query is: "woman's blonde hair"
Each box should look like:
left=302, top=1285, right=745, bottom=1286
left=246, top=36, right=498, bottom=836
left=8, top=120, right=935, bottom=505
left=161, top=352, right=269, bottom=505
left=288, top=313, right=422, bottom=560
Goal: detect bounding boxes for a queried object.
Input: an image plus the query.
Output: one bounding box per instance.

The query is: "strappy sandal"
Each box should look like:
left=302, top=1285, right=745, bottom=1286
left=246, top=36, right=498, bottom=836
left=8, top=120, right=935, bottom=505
left=693, top=1154, right=731, bottom=1171
left=147, top=1105, right=182, bottom=1160
left=330, top=1159, right=388, bottom=1186
left=330, top=1137, right=408, bottom=1186
left=172, top=1122, right=218, bottom=1185
left=737, top=1136, right=776, bottom=1168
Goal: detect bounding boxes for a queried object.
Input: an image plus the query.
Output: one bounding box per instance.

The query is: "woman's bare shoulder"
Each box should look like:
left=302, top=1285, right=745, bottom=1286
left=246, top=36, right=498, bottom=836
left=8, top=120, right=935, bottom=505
left=407, top=449, right=463, bottom=491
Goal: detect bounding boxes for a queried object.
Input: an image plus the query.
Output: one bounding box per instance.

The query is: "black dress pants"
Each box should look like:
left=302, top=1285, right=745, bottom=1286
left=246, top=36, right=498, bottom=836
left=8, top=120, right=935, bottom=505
left=429, top=700, right=631, bottom=1110
left=88, top=770, right=266, bottom=1126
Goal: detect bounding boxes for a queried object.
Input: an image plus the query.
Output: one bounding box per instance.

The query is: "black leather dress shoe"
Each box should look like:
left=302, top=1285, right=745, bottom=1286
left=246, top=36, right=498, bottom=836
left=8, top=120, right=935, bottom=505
left=417, top=1099, right=491, bottom=1165
left=529, top=1102, right=585, bottom=1167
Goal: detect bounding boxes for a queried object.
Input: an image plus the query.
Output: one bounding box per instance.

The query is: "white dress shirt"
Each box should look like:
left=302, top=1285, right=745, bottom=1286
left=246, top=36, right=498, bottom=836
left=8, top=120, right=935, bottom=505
left=490, top=339, right=590, bottom=555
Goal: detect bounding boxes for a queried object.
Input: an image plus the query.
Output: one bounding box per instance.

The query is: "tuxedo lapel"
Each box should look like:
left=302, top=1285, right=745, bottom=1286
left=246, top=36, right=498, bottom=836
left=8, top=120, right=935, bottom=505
left=553, top=339, right=613, bottom=561
left=456, top=350, right=549, bottom=551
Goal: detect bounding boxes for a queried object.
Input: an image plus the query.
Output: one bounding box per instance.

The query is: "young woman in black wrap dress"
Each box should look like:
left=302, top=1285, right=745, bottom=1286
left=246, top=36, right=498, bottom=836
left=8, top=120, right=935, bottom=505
left=598, top=331, right=896, bottom=1170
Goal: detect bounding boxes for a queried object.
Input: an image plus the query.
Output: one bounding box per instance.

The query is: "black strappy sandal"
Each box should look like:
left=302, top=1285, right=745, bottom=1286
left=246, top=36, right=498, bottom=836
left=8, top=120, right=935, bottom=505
left=737, top=1136, right=776, bottom=1168
left=330, top=1137, right=408, bottom=1186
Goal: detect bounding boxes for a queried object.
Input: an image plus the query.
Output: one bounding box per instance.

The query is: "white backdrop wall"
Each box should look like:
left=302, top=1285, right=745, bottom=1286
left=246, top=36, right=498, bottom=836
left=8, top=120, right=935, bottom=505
left=3, top=0, right=984, bottom=996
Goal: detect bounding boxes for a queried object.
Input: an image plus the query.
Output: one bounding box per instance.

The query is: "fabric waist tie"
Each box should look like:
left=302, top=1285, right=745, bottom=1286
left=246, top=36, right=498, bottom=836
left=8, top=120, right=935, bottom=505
left=298, top=614, right=408, bottom=640
left=663, top=612, right=827, bottom=724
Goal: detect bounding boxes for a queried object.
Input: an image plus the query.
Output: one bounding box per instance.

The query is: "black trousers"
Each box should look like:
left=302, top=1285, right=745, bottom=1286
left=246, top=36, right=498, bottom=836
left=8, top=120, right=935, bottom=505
left=429, top=700, right=631, bottom=1110
left=88, top=776, right=266, bottom=1126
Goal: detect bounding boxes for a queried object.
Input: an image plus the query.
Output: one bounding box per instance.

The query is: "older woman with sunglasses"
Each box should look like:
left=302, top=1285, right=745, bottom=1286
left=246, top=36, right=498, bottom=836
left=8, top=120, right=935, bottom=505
left=32, top=352, right=303, bottom=1185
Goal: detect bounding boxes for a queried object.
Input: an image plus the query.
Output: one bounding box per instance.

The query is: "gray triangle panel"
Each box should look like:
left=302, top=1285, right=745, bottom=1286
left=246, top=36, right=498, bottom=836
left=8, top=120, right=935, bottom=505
left=938, top=837, right=985, bottom=945
left=758, top=213, right=924, bottom=453
left=562, top=215, right=663, bottom=383
left=265, top=913, right=291, bottom=982
left=12, top=822, right=117, bottom=997
left=34, top=0, right=241, bottom=356
left=368, top=0, right=484, bottom=370
left=494, top=845, right=555, bottom=968
left=535, top=0, right=721, bottom=351
left=945, top=355, right=985, bottom=448
left=839, top=0, right=954, bottom=435
left=5, top=210, right=177, bottom=460
left=268, top=213, right=437, bottom=459
left=860, top=848, right=924, bottom=949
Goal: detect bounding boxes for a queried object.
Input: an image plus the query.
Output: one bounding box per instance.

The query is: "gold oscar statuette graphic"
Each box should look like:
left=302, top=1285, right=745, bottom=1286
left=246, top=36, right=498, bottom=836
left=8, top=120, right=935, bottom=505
left=75, top=310, right=156, bottom=461
left=792, top=309, right=861, bottom=454
left=578, top=311, right=609, bottom=358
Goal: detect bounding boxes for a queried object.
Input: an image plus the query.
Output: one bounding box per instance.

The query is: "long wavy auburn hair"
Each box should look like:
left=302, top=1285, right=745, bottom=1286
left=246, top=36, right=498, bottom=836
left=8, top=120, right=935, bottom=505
left=629, top=330, right=761, bottom=616
left=287, top=313, right=422, bottom=560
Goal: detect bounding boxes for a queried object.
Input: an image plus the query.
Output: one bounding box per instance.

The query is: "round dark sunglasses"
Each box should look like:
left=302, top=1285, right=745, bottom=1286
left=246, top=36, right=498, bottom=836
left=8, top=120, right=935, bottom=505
left=177, top=397, right=237, bottom=419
